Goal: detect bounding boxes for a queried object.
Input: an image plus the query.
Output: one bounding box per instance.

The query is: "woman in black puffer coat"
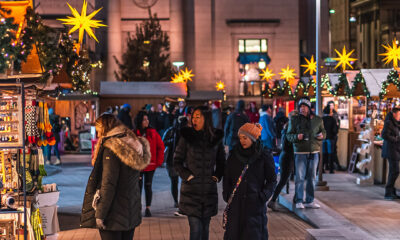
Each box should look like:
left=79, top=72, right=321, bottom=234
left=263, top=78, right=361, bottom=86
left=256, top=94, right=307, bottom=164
left=81, top=114, right=151, bottom=240
left=174, top=106, right=225, bottom=240
left=223, top=123, right=277, bottom=240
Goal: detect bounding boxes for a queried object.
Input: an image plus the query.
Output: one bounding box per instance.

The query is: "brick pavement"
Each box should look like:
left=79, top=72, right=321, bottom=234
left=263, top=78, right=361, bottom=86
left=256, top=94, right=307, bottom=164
left=45, top=154, right=314, bottom=239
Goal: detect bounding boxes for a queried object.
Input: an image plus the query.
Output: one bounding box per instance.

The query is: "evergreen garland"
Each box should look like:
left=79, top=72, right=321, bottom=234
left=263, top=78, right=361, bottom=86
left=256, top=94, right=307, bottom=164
left=350, top=72, right=370, bottom=98
left=321, top=74, right=334, bottom=94
left=1, top=6, right=97, bottom=91
left=274, top=80, right=293, bottom=97
left=262, top=82, right=274, bottom=98
left=0, top=5, right=18, bottom=73
left=305, top=78, right=317, bottom=97
left=293, top=80, right=306, bottom=99
left=379, top=69, right=400, bottom=99
left=114, top=13, right=174, bottom=82
left=333, top=73, right=351, bottom=97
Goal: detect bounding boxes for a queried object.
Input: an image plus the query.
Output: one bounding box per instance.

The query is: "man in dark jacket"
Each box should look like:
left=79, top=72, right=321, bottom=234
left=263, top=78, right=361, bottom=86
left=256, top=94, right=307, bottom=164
left=382, top=108, right=400, bottom=200
left=287, top=97, right=325, bottom=209
left=117, top=104, right=133, bottom=129
left=274, top=108, right=288, bottom=147
left=224, top=100, right=249, bottom=151
left=211, top=101, right=222, bottom=129
left=259, top=104, right=276, bottom=150
left=156, top=103, right=168, bottom=136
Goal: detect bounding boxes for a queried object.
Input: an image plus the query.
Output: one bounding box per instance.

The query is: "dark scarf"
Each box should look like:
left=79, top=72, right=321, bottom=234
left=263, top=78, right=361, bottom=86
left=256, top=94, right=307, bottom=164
left=232, top=140, right=262, bottom=165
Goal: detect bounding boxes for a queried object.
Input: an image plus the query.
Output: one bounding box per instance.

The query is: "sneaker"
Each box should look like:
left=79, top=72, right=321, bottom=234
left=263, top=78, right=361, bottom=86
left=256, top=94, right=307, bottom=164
left=295, top=203, right=305, bottom=209
left=53, top=158, right=61, bottom=166
left=384, top=195, right=396, bottom=200
left=145, top=208, right=152, bottom=217
left=267, top=201, right=278, bottom=211
left=45, top=160, right=51, bottom=165
left=174, top=210, right=185, bottom=217
left=304, top=202, right=320, bottom=209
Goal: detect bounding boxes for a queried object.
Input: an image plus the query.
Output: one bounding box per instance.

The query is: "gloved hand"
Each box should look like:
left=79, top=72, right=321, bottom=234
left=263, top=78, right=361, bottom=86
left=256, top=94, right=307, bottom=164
left=96, top=218, right=106, bottom=229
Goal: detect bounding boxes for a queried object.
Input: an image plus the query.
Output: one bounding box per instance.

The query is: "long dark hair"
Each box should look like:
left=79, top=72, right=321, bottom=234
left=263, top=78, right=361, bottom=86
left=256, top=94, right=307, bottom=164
left=135, top=111, right=149, bottom=134
left=192, top=106, right=215, bottom=140
left=95, top=114, right=122, bottom=137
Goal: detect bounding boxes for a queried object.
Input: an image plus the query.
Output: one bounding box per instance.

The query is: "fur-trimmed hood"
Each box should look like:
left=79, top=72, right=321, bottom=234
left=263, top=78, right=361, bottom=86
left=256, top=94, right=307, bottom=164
left=92, top=125, right=151, bottom=171
left=180, top=127, right=224, bottom=146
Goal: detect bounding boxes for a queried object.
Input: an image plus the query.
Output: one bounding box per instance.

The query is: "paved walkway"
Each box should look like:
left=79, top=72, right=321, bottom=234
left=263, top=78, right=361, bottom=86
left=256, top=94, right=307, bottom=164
left=315, top=174, right=400, bottom=240
left=44, top=154, right=314, bottom=240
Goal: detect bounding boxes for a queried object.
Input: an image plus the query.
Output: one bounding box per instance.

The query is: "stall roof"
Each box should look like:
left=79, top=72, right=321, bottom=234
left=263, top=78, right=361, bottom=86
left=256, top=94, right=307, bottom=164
left=361, top=69, right=391, bottom=97
left=100, top=81, right=187, bottom=98
left=187, top=90, right=224, bottom=101
left=326, top=73, right=342, bottom=86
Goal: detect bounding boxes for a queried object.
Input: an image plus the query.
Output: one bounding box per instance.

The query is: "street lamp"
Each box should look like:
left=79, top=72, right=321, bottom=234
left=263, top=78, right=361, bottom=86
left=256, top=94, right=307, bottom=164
left=173, top=61, right=185, bottom=71
left=316, top=0, right=329, bottom=191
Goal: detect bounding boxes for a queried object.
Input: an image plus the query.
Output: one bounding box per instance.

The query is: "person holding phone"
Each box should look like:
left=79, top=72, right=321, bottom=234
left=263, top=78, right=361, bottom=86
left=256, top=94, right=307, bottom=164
left=286, top=97, right=326, bottom=209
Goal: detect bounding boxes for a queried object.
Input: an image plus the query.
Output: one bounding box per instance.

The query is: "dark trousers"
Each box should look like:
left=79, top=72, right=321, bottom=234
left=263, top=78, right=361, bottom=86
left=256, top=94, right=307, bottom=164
left=188, top=216, right=211, bottom=240
left=385, top=158, right=399, bottom=196
left=170, top=175, right=179, bottom=204
left=272, top=153, right=294, bottom=201
left=99, top=229, right=135, bottom=240
left=140, top=170, right=155, bottom=207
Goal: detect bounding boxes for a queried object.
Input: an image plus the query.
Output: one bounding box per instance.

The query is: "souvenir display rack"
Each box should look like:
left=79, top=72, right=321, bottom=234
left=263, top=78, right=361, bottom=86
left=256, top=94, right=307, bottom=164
left=0, top=83, right=27, bottom=240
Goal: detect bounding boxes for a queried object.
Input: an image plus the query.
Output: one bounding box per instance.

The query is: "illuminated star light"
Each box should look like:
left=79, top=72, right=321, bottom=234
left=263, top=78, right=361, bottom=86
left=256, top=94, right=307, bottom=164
left=301, top=55, right=317, bottom=75
left=279, top=65, right=297, bottom=82
left=216, top=81, right=225, bottom=91
left=170, top=73, right=185, bottom=83
left=58, top=0, right=107, bottom=44
left=180, top=68, right=194, bottom=82
left=333, top=46, right=357, bottom=71
left=260, top=67, right=276, bottom=81
left=379, top=39, right=400, bottom=68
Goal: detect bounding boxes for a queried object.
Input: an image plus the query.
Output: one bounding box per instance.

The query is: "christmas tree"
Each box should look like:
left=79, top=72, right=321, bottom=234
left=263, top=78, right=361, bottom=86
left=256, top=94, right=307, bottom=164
left=0, top=5, right=18, bottom=73
left=114, top=13, right=173, bottom=82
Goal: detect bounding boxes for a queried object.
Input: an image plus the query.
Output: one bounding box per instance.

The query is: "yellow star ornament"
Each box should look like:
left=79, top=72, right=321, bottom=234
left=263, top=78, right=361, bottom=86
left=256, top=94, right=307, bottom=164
left=379, top=39, right=400, bottom=68
left=279, top=65, right=297, bottom=82
left=216, top=81, right=225, bottom=91
left=170, top=73, right=185, bottom=83
left=260, top=67, right=275, bottom=81
left=180, top=68, right=194, bottom=82
left=58, top=0, right=107, bottom=44
left=333, top=46, right=357, bottom=71
left=301, top=55, right=317, bottom=75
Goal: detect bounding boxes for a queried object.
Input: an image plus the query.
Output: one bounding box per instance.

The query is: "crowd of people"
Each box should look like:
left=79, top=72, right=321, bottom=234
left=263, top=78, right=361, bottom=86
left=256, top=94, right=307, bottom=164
left=81, top=97, right=347, bottom=240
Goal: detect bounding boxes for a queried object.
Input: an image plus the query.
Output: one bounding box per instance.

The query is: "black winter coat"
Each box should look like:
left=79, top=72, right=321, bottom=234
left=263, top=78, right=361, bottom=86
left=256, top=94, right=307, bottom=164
left=322, top=115, right=339, bottom=140
left=223, top=142, right=277, bottom=240
left=173, top=127, right=226, bottom=218
left=81, top=125, right=151, bottom=231
left=382, top=112, right=400, bottom=160
left=274, top=112, right=288, bottom=139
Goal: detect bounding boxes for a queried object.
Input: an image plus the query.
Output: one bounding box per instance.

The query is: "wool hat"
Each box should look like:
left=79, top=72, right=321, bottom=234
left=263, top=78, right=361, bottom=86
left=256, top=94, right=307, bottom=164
left=238, top=123, right=262, bottom=142
left=298, top=97, right=311, bottom=110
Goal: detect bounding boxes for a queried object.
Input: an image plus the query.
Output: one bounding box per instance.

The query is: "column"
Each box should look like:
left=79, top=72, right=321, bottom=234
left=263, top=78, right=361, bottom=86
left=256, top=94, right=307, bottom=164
left=107, top=0, right=122, bottom=82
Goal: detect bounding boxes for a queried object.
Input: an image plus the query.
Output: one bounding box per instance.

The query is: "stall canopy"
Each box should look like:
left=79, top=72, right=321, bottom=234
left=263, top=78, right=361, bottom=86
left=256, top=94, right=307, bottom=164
left=100, top=81, right=187, bottom=98
left=187, top=90, right=224, bottom=101
left=361, top=69, right=391, bottom=98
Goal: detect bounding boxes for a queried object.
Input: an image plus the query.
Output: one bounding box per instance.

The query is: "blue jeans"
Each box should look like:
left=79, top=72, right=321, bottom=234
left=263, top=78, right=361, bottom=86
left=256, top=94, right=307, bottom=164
left=294, top=153, right=319, bottom=204
left=47, top=143, right=60, bottom=161
left=322, top=139, right=333, bottom=154
left=188, top=216, right=211, bottom=240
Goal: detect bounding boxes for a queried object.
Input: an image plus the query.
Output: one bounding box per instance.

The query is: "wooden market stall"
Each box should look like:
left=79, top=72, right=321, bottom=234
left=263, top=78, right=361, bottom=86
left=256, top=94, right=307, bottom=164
left=362, top=68, right=400, bottom=188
